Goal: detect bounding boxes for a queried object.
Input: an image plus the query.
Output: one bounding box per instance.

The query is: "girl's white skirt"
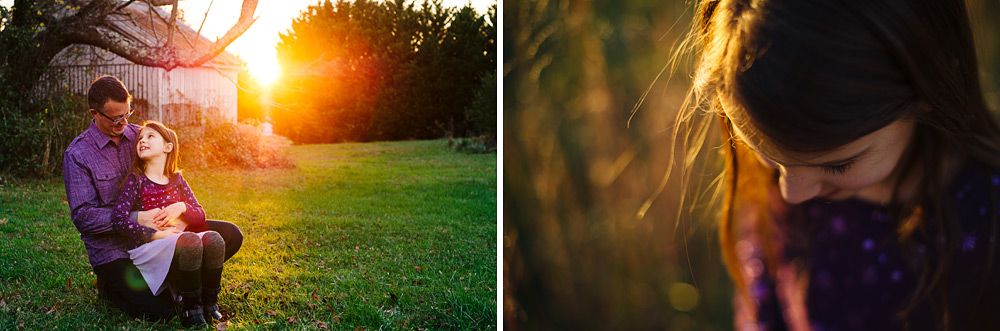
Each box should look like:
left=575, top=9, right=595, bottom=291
left=128, top=232, right=208, bottom=296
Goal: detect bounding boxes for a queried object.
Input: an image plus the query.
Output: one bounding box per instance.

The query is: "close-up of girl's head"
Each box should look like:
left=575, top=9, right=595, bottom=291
left=133, top=120, right=180, bottom=177
left=688, top=0, right=1000, bottom=206
left=505, top=0, right=1000, bottom=329
left=688, top=0, right=1000, bottom=327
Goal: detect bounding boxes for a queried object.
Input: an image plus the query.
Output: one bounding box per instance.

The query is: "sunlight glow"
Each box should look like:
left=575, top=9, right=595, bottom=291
left=241, top=49, right=282, bottom=85
left=178, top=0, right=494, bottom=86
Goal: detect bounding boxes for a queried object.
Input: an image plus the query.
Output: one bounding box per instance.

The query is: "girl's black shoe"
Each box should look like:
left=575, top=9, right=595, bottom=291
left=203, top=302, right=223, bottom=321
left=179, top=288, right=206, bottom=328
left=180, top=305, right=206, bottom=328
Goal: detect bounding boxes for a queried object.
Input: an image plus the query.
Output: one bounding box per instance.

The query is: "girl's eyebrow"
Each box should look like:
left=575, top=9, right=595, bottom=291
left=756, top=145, right=871, bottom=168
left=812, top=147, right=870, bottom=166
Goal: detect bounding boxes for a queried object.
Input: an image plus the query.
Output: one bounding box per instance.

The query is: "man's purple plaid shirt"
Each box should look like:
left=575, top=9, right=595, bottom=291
left=63, top=120, right=146, bottom=267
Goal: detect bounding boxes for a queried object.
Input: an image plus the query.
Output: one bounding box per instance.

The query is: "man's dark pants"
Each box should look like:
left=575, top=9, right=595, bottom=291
left=93, top=220, right=243, bottom=321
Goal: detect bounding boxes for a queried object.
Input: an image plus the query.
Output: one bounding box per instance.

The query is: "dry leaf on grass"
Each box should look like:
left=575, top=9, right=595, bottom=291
left=215, top=321, right=229, bottom=330
left=265, top=309, right=277, bottom=316
left=45, top=301, right=61, bottom=314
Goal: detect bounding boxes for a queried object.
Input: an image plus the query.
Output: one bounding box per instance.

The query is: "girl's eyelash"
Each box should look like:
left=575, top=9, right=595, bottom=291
left=822, top=162, right=853, bottom=175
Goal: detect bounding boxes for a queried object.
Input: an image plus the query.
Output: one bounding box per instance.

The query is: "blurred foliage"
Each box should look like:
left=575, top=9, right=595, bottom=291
left=0, top=91, right=91, bottom=177
left=0, top=3, right=89, bottom=178
left=503, top=0, right=1000, bottom=330
left=262, top=0, right=496, bottom=144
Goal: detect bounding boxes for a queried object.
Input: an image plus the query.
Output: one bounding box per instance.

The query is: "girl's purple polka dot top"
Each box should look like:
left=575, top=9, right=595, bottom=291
left=738, top=159, right=1000, bottom=330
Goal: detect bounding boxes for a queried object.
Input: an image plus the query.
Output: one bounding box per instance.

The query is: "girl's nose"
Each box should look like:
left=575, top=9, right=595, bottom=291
left=777, top=168, right=822, bottom=204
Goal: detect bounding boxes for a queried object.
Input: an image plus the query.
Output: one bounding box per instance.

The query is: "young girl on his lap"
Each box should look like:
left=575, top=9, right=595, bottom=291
left=109, top=120, right=225, bottom=328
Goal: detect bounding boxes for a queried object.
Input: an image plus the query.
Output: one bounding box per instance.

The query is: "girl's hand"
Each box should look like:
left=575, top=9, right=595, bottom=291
left=153, top=202, right=187, bottom=228
left=151, top=228, right=182, bottom=240
left=170, top=219, right=189, bottom=232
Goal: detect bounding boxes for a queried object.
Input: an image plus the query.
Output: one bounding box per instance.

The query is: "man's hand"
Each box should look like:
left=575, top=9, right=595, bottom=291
left=137, top=208, right=162, bottom=229
left=151, top=228, right=182, bottom=240
left=153, top=202, right=186, bottom=228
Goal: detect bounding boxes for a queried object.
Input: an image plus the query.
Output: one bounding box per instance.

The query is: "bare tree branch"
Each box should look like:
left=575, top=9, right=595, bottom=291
left=166, top=0, right=178, bottom=49
left=145, top=0, right=176, bottom=6
left=195, top=0, right=216, bottom=48
left=147, top=0, right=159, bottom=43
left=64, top=0, right=259, bottom=71
left=115, top=0, right=136, bottom=11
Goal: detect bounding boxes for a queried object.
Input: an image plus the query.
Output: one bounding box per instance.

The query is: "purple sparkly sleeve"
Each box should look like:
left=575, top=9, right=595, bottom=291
left=175, top=174, right=206, bottom=231
left=110, top=173, right=156, bottom=243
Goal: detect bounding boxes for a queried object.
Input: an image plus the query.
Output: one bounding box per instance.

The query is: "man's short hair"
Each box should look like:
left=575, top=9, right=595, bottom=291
left=87, top=75, right=131, bottom=112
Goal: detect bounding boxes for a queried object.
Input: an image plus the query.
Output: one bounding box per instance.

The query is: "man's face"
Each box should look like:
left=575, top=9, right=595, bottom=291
left=90, top=99, right=130, bottom=139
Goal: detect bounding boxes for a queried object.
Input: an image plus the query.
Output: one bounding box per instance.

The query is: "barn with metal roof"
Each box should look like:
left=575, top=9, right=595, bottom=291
left=43, top=1, right=243, bottom=127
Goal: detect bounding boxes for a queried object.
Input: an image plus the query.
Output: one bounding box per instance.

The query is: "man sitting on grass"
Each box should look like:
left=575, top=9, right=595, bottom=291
left=62, top=75, right=244, bottom=322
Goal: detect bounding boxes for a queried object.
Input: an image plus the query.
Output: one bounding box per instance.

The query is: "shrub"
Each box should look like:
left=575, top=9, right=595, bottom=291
left=447, top=135, right=495, bottom=154
left=0, top=93, right=91, bottom=178
left=176, top=116, right=295, bottom=170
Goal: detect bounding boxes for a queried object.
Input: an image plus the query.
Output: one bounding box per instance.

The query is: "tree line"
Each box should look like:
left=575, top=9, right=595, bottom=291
left=238, top=0, right=497, bottom=144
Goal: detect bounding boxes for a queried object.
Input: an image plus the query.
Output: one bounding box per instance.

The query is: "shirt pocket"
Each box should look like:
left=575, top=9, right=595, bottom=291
left=93, top=170, right=122, bottom=206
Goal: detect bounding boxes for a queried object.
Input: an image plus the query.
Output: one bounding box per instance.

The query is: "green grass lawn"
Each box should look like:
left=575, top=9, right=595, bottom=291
left=0, top=139, right=497, bottom=330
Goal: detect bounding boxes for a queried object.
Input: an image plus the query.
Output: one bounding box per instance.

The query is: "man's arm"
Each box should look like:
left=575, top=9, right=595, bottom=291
left=110, top=173, right=157, bottom=242
left=131, top=210, right=164, bottom=229
left=63, top=151, right=115, bottom=235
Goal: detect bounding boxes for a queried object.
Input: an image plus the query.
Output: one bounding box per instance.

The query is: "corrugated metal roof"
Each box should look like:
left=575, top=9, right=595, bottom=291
left=106, top=1, right=243, bottom=67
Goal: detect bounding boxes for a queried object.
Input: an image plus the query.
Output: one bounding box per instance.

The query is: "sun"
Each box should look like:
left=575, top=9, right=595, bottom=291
left=241, top=50, right=282, bottom=86
left=249, top=58, right=281, bottom=85
left=251, top=60, right=281, bottom=85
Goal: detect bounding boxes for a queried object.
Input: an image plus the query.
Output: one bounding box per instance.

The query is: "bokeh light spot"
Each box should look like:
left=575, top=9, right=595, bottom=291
left=125, top=267, right=147, bottom=291
left=669, top=282, right=700, bottom=312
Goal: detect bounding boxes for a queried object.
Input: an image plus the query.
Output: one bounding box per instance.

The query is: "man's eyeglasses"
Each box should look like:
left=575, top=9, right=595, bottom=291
left=96, top=105, right=135, bottom=124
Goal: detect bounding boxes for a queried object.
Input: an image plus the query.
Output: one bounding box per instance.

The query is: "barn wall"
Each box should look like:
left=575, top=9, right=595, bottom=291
left=44, top=44, right=239, bottom=127
left=160, top=65, right=238, bottom=126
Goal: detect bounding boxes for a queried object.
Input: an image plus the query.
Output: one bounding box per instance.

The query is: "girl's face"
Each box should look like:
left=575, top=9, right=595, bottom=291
left=731, top=118, right=916, bottom=205
left=136, top=127, right=173, bottom=161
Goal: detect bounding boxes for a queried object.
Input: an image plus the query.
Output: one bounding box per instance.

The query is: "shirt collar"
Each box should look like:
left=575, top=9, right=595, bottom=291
left=122, top=122, right=137, bottom=142
left=87, top=120, right=137, bottom=149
